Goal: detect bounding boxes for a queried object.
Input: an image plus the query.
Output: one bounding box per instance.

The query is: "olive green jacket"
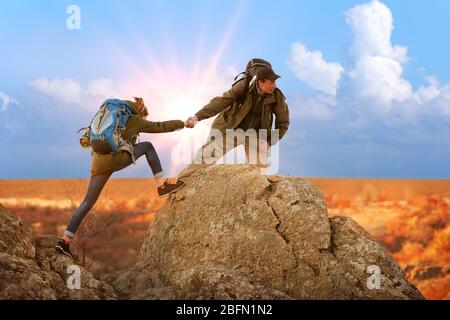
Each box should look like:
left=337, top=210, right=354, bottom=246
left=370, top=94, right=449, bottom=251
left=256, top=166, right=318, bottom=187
left=90, top=113, right=184, bottom=176
left=195, top=79, right=290, bottom=144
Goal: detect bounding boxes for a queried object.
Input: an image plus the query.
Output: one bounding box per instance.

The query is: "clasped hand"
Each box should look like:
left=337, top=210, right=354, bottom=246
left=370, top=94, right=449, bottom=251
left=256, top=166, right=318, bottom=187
left=184, top=115, right=198, bottom=128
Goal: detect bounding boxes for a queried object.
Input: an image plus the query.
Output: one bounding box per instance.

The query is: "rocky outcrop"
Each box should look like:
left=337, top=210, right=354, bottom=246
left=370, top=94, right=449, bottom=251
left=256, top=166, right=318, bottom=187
left=110, top=165, right=424, bottom=300
left=0, top=203, right=35, bottom=259
left=0, top=203, right=116, bottom=300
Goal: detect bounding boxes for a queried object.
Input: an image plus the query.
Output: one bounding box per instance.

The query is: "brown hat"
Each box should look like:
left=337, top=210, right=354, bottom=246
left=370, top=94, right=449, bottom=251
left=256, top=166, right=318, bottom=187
left=257, top=68, right=281, bottom=81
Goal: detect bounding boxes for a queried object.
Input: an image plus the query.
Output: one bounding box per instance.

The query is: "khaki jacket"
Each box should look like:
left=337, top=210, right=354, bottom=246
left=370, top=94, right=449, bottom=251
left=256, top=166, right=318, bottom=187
left=195, top=79, right=290, bottom=144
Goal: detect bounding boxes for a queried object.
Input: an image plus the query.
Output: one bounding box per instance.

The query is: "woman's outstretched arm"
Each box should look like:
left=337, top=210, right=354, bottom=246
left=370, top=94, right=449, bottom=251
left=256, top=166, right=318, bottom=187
left=124, top=115, right=185, bottom=138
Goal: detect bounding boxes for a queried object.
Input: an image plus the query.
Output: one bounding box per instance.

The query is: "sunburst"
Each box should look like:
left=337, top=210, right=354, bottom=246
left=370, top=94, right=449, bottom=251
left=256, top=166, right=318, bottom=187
left=106, top=1, right=249, bottom=176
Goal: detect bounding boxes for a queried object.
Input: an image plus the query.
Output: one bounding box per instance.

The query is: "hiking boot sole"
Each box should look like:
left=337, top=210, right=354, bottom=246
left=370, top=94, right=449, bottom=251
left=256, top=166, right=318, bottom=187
left=159, top=188, right=180, bottom=198
left=55, top=245, right=73, bottom=259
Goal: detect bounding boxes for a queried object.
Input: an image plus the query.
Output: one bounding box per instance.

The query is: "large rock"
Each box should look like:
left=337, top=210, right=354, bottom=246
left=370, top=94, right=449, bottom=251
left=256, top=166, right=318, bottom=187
left=0, top=204, right=117, bottom=300
left=0, top=203, right=35, bottom=259
left=111, top=165, right=424, bottom=300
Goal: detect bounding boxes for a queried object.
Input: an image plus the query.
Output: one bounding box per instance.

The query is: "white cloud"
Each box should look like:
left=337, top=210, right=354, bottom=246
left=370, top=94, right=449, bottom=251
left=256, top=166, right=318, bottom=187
left=290, top=92, right=336, bottom=121
left=344, top=0, right=450, bottom=118
left=28, top=77, right=118, bottom=105
left=411, top=77, right=450, bottom=117
left=287, top=0, right=450, bottom=121
left=87, top=78, right=116, bottom=98
left=345, top=0, right=412, bottom=105
left=287, top=42, right=344, bottom=96
left=0, top=91, right=20, bottom=111
left=414, top=76, right=441, bottom=104
left=29, top=77, right=82, bottom=104
left=349, top=55, right=412, bottom=105
left=345, top=0, right=408, bottom=63
left=288, top=0, right=413, bottom=106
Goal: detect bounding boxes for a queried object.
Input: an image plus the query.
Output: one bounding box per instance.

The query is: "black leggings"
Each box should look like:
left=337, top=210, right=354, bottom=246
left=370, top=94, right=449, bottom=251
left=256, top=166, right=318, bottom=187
left=64, top=142, right=163, bottom=238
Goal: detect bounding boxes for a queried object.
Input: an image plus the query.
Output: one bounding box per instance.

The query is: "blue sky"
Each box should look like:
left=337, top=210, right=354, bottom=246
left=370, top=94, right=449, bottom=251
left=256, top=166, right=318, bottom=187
left=1, top=0, right=449, bottom=179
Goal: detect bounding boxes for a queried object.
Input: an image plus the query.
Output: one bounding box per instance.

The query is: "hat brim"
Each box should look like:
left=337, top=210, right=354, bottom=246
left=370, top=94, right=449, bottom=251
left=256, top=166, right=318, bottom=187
left=269, top=74, right=281, bottom=81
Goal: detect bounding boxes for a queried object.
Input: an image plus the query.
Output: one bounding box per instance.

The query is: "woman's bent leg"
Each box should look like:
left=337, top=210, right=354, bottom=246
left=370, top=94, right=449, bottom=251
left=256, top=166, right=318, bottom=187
left=131, top=142, right=166, bottom=186
left=64, top=172, right=112, bottom=238
left=132, top=142, right=163, bottom=175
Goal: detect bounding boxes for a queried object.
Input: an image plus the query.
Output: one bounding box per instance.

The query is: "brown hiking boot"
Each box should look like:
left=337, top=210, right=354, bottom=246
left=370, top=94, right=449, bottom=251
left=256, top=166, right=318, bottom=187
left=157, top=180, right=184, bottom=198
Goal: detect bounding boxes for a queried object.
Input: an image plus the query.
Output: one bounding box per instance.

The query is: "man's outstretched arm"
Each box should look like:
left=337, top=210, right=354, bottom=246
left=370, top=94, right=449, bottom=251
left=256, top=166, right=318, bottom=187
left=194, top=88, right=235, bottom=121
left=189, top=80, right=246, bottom=125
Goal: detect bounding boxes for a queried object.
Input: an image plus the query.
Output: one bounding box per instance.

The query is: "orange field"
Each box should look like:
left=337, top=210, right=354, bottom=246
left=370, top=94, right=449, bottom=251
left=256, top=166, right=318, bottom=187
left=0, top=177, right=448, bottom=300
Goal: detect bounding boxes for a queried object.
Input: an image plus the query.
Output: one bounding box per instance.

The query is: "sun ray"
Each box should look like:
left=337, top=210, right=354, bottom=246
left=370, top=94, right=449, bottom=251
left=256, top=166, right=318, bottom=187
left=97, top=1, right=249, bottom=177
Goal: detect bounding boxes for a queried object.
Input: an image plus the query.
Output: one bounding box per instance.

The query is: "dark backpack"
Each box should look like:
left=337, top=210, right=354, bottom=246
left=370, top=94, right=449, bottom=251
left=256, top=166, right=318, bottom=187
left=233, top=58, right=273, bottom=105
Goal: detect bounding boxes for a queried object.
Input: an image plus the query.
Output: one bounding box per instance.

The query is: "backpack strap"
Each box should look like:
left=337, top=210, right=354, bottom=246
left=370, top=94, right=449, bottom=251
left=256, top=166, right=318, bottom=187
left=234, top=71, right=246, bottom=82
left=77, top=127, right=89, bottom=134
left=233, top=76, right=252, bottom=107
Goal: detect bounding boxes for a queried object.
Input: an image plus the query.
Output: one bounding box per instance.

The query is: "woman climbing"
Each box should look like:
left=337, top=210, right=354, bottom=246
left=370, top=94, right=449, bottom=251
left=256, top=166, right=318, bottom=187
left=55, top=97, right=187, bottom=258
